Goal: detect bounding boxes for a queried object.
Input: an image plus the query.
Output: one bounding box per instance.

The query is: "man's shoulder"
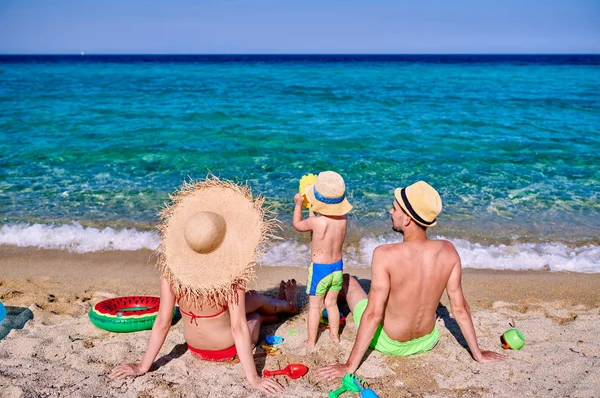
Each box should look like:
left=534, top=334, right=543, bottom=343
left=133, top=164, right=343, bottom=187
left=429, top=238, right=460, bottom=261
left=373, top=242, right=407, bottom=263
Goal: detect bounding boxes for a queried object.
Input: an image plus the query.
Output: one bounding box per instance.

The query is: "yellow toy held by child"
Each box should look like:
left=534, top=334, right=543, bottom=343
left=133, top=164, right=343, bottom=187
left=298, top=173, right=318, bottom=208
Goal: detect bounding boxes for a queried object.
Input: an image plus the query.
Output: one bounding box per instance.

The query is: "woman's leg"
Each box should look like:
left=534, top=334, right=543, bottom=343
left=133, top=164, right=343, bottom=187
left=246, top=312, right=276, bottom=346
left=244, top=280, right=298, bottom=315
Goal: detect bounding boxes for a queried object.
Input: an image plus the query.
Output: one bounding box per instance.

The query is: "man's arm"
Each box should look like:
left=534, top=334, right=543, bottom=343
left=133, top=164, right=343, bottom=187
left=317, top=246, right=391, bottom=380
left=446, top=250, right=505, bottom=363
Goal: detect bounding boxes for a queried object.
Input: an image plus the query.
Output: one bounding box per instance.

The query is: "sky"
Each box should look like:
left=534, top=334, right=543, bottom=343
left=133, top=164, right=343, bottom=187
left=0, top=0, right=599, bottom=54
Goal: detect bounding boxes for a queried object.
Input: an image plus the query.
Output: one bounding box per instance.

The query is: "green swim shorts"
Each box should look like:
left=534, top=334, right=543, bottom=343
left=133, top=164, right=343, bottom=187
left=352, top=299, right=440, bottom=357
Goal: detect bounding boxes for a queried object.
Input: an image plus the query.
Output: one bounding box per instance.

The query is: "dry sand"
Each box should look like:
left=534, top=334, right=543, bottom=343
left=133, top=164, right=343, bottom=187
left=1, top=246, right=599, bottom=397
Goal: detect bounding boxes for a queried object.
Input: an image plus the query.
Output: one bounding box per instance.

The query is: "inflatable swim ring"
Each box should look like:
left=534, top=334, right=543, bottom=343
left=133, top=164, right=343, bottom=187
left=89, top=296, right=174, bottom=333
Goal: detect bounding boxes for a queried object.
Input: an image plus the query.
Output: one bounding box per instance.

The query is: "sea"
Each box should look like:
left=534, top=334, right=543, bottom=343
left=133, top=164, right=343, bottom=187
left=1, top=55, right=599, bottom=272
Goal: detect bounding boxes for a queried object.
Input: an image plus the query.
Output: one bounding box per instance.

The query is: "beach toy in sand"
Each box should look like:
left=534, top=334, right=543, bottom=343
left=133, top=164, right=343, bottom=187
left=227, top=345, right=281, bottom=364
left=321, top=308, right=346, bottom=327
left=328, top=373, right=365, bottom=398
left=88, top=296, right=178, bottom=333
left=354, top=377, right=380, bottom=398
left=0, top=302, right=6, bottom=324
left=299, top=173, right=318, bottom=208
left=501, top=328, right=526, bottom=350
left=263, top=363, right=308, bottom=379
left=265, top=335, right=284, bottom=345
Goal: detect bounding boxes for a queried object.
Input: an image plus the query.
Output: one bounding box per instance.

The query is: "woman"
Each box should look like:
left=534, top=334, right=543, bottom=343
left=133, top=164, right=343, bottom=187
left=108, top=177, right=298, bottom=395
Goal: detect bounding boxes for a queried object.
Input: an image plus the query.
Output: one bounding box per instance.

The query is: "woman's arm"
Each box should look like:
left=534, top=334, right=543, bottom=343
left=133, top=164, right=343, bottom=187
left=109, top=277, right=175, bottom=379
left=229, top=288, right=284, bottom=395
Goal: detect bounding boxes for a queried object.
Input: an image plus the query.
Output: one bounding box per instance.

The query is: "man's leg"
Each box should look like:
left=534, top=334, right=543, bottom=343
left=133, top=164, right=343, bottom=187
left=339, top=273, right=368, bottom=314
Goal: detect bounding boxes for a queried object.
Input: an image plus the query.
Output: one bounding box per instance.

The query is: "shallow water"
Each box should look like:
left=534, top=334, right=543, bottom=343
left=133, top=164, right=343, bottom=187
left=1, top=55, right=599, bottom=271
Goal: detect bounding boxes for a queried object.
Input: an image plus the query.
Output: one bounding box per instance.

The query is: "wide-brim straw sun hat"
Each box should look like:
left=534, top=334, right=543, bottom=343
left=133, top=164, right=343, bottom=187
left=157, top=175, right=276, bottom=306
left=394, top=181, right=442, bottom=228
left=305, top=171, right=352, bottom=216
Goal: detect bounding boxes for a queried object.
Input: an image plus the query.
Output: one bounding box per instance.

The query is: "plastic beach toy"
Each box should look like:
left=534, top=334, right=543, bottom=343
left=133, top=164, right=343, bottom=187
left=265, top=335, right=284, bottom=345
left=0, top=302, right=6, bottom=324
left=354, top=378, right=380, bottom=398
left=501, top=328, right=526, bottom=350
left=321, top=308, right=346, bottom=327
left=299, top=173, right=318, bottom=208
left=263, top=363, right=308, bottom=379
left=328, top=373, right=365, bottom=398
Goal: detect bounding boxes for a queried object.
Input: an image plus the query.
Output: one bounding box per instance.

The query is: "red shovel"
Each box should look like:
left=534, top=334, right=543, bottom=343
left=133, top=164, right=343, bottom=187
left=263, top=363, right=308, bottom=379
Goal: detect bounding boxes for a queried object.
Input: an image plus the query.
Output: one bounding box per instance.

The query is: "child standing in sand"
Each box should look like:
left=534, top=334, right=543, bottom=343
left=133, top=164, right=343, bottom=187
left=293, top=171, right=352, bottom=349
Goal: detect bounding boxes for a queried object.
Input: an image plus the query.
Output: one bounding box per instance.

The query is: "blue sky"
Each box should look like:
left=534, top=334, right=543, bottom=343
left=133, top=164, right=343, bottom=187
left=1, top=0, right=598, bottom=54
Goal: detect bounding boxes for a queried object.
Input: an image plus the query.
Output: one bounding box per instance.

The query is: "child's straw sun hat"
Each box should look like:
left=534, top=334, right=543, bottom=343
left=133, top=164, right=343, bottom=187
left=305, top=171, right=352, bottom=216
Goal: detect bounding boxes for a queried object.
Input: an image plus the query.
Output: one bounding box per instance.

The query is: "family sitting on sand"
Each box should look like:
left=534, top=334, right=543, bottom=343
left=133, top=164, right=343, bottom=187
left=109, top=173, right=505, bottom=395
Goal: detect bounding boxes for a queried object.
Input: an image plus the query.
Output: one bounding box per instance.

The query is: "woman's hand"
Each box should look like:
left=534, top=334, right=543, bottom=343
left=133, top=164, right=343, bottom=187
left=249, top=375, right=284, bottom=395
left=108, top=362, right=147, bottom=380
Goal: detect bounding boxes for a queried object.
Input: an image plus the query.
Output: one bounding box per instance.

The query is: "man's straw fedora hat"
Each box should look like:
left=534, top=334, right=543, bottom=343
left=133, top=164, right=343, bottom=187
left=394, top=181, right=442, bottom=228
left=157, top=175, right=276, bottom=305
left=305, top=171, right=352, bottom=216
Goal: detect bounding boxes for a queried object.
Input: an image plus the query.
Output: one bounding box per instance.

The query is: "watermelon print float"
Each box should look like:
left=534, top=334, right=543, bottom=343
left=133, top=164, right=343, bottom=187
left=89, top=296, right=172, bottom=333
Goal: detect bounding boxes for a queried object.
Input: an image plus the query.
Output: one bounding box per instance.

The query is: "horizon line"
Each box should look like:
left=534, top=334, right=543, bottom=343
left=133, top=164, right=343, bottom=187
left=1, top=52, right=599, bottom=56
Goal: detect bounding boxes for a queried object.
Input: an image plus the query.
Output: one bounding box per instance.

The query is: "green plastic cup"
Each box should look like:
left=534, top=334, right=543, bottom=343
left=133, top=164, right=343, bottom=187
left=501, top=328, right=525, bottom=350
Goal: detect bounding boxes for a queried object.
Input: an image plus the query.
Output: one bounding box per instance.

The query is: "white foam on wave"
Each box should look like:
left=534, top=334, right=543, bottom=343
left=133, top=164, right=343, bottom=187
left=260, top=233, right=600, bottom=273
left=1, top=223, right=598, bottom=273
left=0, top=223, right=160, bottom=253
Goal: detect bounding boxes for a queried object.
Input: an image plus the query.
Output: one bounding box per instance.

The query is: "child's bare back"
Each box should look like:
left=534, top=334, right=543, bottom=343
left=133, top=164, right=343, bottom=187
left=308, top=214, right=347, bottom=264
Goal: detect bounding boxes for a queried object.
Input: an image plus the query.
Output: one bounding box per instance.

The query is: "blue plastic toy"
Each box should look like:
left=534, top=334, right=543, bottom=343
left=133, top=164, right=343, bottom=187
left=0, top=302, right=6, bottom=324
left=354, top=378, right=380, bottom=398
left=265, top=335, right=284, bottom=345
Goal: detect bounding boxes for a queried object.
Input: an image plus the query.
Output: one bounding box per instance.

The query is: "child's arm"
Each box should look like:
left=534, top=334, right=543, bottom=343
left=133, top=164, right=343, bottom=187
left=293, top=193, right=314, bottom=232
left=109, top=277, right=175, bottom=379
left=229, top=289, right=284, bottom=395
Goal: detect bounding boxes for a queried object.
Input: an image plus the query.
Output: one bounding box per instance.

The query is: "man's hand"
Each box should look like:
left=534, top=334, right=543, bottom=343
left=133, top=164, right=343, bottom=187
left=316, top=362, right=350, bottom=381
left=249, top=375, right=285, bottom=395
left=294, top=193, right=304, bottom=206
left=108, top=362, right=146, bottom=380
left=474, top=350, right=506, bottom=363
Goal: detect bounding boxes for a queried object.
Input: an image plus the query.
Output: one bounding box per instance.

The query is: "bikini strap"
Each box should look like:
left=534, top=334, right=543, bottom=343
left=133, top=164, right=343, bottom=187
left=180, top=306, right=228, bottom=325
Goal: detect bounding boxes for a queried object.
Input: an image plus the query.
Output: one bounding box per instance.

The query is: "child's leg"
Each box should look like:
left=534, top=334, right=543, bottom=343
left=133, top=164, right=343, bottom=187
left=324, top=289, right=341, bottom=343
left=303, top=294, right=324, bottom=349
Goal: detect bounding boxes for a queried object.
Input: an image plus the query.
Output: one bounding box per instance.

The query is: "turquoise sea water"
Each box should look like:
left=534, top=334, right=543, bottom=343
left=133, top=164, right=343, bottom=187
left=1, top=55, right=599, bottom=271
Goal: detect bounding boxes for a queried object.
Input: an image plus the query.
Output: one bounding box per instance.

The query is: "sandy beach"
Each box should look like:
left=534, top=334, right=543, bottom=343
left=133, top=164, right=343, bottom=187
left=1, top=246, right=599, bottom=397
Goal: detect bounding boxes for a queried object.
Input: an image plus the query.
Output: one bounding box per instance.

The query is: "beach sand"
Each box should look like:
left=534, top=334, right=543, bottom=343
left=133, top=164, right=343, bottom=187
left=1, top=246, right=599, bottom=397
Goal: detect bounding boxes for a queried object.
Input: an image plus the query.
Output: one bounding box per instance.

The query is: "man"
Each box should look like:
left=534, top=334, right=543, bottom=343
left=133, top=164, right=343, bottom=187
left=317, top=181, right=505, bottom=380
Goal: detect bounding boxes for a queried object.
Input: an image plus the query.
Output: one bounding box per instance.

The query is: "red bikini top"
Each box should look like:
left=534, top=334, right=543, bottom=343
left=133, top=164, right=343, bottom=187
left=179, top=306, right=228, bottom=325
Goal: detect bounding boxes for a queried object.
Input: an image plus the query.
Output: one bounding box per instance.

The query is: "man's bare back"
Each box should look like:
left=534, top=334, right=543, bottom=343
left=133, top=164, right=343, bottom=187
left=317, top=180, right=505, bottom=380
left=380, top=239, right=458, bottom=342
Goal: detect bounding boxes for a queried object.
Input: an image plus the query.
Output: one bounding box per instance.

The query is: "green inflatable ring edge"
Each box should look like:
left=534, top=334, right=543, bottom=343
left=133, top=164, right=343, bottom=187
left=88, top=307, right=180, bottom=333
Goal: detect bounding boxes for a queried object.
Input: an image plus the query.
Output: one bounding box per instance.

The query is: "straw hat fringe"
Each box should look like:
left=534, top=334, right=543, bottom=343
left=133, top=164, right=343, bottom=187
left=155, top=174, right=279, bottom=307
